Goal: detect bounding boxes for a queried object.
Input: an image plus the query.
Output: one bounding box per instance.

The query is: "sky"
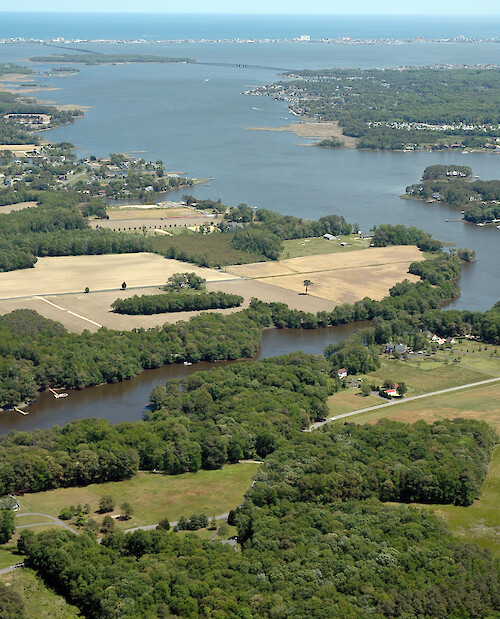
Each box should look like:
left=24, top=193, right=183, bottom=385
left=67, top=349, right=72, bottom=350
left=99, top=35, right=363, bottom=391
left=4, top=1, right=500, bottom=14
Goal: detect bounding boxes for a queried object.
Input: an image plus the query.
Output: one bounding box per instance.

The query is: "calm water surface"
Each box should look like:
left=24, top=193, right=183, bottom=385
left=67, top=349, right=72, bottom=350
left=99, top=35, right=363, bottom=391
left=0, top=323, right=365, bottom=434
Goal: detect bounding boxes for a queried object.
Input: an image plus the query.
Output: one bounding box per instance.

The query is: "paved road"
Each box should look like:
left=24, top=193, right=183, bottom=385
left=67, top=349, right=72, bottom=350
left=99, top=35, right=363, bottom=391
left=123, top=512, right=230, bottom=534
left=0, top=563, right=24, bottom=575
left=15, top=512, right=78, bottom=535
left=306, top=376, right=500, bottom=431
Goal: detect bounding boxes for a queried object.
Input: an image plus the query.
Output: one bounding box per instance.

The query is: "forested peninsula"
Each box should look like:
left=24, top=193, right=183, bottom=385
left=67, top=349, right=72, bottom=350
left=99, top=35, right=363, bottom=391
left=248, top=67, right=500, bottom=150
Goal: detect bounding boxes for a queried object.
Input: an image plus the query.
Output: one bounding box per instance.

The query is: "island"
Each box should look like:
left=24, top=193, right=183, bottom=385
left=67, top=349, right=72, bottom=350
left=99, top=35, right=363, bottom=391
left=405, top=164, right=500, bottom=225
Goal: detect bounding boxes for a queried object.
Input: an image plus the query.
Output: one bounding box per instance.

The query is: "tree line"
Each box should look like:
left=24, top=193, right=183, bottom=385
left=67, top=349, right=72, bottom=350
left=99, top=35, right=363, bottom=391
left=111, top=290, right=243, bottom=315
left=15, top=416, right=500, bottom=618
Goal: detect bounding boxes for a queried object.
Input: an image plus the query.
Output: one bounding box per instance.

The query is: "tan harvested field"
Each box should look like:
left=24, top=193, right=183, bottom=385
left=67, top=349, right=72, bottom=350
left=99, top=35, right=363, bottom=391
left=0, top=247, right=422, bottom=332
left=91, top=214, right=221, bottom=231
left=0, top=253, right=238, bottom=299
left=227, top=246, right=421, bottom=303
left=0, top=279, right=334, bottom=333
left=106, top=206, right=201, bottom=219
left=0, top=144, right=39, bottom=154
left=0, top=200, right=38, bottom=214
left=247, top=121, right=359, bottom=147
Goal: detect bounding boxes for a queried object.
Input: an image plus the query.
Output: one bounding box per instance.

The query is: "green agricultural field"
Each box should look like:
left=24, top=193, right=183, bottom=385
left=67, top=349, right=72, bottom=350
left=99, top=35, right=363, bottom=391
left=0, top=568, right=81, bottom=618
left=16, top=463, right=260, bottom=532
left=150, top=231, right=265, bottom=267
left=281, top=235, right=369, bottom=259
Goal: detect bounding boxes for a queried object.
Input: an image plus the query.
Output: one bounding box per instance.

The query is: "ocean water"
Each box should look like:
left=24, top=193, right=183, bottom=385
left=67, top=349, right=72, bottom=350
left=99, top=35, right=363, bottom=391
left=1, top=12, right=500, bottom=42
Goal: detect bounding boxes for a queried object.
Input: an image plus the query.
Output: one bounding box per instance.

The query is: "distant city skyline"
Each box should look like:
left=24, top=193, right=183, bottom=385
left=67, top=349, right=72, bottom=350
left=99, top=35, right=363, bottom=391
left=3, top=1, right=500, bottom=14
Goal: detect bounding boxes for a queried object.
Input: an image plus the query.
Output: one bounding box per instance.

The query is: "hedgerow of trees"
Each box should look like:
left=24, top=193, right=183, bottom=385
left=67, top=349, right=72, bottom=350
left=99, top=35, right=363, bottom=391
left=111, top=290, right=243, bottom=315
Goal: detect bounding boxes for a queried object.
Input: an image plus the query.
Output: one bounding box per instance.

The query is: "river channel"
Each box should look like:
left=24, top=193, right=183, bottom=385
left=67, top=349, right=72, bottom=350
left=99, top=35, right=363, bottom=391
left=0, top=35, right=499, bottom=433
left=0, top=322, right=365, bottom=434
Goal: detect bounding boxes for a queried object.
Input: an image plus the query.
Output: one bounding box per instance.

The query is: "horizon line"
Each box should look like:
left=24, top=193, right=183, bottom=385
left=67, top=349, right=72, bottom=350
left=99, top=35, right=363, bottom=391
left=0, top=11, right=499, bottom=16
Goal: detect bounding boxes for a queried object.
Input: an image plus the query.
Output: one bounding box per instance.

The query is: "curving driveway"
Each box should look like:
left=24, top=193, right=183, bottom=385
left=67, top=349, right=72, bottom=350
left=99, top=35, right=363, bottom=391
left=15, top=512, right=78, bottom=535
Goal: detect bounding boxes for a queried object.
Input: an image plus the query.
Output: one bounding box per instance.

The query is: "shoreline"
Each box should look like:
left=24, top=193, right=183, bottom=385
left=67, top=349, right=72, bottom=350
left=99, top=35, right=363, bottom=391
left=246, top=121, right=359, bottom=148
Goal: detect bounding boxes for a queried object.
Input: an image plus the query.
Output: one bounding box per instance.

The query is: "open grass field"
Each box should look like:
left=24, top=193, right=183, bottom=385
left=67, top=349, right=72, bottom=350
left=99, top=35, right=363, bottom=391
left=227, top=246, right=421, bottom=304
left=0, top=544, right=24, bottom=569
left=0, top=568, right=81, bottom=618
left=17, top=463, right=260, bottom=532
left=327, top=390, right=381, bottom=416
left=362, top=356, right=491, bottom=396
left=281, top=235, right=370, bottom=259
left=150, top=232, right=265, bottom=266
left=347, top=381, right=500, bottom=431
left=0, top=253, right=237, bottom=300
left=424, top=446, right=500, bottom=556
left=0, top=200, right=38, bottom=214
left=434, top=340, right=500, bottom=374
left=325, top=354, right=500, bottom=424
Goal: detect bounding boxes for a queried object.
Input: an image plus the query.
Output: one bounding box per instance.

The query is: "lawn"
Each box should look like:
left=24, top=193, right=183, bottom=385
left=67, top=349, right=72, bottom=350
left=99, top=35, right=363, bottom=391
left=0, top=568, right=81, bottom=618
left=281, top=235, right=369, bottom=259
left=17, top=463, right=260, bottom=532
left=434, top=341, right=500, bottom=375
left=324, top=356, right=499, bottom=423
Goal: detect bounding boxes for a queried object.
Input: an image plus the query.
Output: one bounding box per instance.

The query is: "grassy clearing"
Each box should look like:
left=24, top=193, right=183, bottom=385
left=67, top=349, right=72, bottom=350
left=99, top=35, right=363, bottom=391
left=325, top=355, right=498, bottom=422
left=0, top=568, right=81, bottom=618
left=150, top=232, right=265, bottom=267
left=327, top=390, right=381, bottom=416
left=0, top=544, right=24, bottom=569
left=17, top=463, right=260, bottom=532
left=281, top=235, right=369, bottom=259
left=434, top=341, right=500, bottom=375
left=15, top=514, right=53, bottom=525
left=362, top=356, right=488, bottom=396
left=424, top=446, right=500, bottom=556
left=348, top=381, right=500, bottom=431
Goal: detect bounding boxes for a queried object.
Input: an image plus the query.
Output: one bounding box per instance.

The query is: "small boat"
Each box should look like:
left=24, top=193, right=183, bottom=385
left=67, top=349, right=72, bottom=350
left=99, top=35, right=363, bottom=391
left=183, top=361, right=192, bottom=366
left=49, top=388, right=69, bottom=399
